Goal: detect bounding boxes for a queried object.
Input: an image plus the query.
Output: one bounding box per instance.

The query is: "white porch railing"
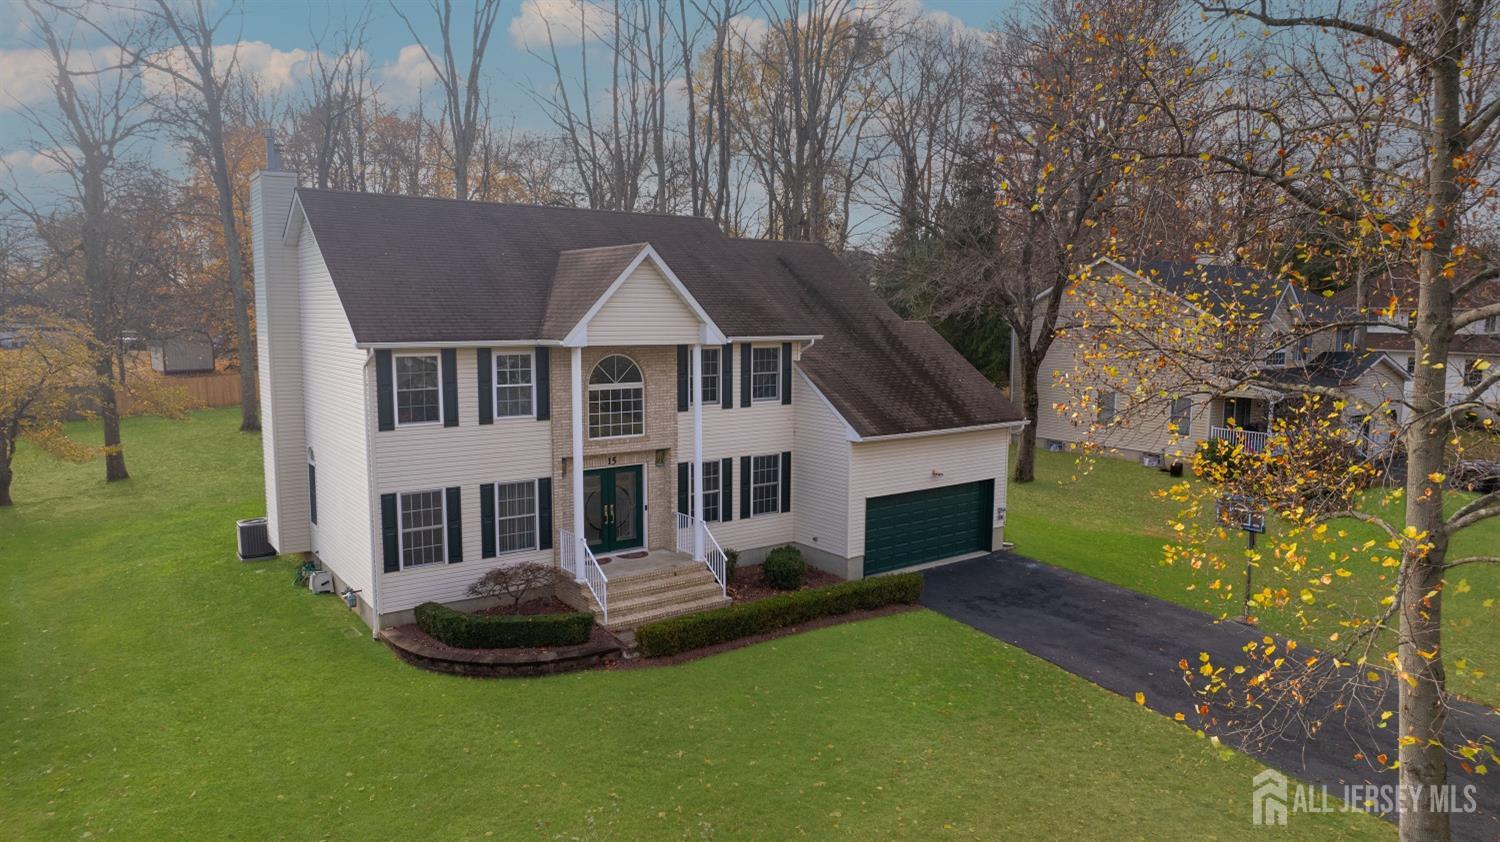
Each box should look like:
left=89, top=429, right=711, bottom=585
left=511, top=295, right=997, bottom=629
left=675, top=512, right=728, bottom=595
left=1210, top=426, right=1269, bottom=453
left=560, top=528, right=608, bottom=625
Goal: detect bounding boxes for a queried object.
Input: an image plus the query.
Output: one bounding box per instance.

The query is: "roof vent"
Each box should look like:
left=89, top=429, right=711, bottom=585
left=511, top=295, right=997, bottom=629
left=1194, top=253, right=1231, bottom=266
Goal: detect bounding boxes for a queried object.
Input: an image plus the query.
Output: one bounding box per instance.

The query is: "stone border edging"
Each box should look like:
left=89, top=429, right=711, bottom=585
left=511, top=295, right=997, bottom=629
left=380, top=624, right=624, bottom=678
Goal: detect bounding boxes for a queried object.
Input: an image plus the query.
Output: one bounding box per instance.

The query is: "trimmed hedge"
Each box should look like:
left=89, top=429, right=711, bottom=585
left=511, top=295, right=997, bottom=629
left=635, top=573, right=923, bottom=657
left=414, top=602, right=594, bottom=649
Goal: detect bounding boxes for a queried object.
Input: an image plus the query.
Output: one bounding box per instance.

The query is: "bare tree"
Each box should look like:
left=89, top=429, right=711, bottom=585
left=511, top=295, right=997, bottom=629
left=389, top=0, right=504, bottom=200
left=5, top=1, right=160, bottom=481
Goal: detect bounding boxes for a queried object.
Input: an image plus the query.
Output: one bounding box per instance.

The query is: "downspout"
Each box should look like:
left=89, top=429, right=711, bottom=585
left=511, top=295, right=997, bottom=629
left=363, top=350, right=383, bottom=640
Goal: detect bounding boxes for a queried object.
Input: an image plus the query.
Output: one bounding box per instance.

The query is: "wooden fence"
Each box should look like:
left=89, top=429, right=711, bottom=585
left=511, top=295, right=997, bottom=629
left=117, top=371, right=247, bottom=415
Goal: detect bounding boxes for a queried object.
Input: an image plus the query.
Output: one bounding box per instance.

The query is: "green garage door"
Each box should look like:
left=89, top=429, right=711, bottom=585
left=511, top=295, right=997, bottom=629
left=863, top=480, right=994, bottom=575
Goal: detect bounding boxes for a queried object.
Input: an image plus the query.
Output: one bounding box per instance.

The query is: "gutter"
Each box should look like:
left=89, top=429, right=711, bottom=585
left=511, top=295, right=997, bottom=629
left=854, top=419, right=1030, bottom=444
left=362, top=350, right=383, bottom=640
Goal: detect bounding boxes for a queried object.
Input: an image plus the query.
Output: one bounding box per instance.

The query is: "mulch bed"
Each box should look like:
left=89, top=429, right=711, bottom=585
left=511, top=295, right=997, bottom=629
left=608, top=603, right=920, bottom=670
left=473, top=596, right=578, bottom=617
left=727, top=563, right=842, bottom=603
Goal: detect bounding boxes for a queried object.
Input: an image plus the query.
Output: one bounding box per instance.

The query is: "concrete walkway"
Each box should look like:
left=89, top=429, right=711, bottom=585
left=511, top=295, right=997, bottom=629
left=921, top=551, right=1500, bottom=840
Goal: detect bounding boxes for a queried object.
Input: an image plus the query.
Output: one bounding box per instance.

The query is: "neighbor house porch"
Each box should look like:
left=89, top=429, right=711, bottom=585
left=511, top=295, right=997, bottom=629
left=1207, top=392, right=1278, bottom=452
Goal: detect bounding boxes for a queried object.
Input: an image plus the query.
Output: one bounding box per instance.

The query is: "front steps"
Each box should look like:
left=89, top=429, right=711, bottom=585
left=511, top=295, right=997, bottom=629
left=567, top=561, right=730, bottom=631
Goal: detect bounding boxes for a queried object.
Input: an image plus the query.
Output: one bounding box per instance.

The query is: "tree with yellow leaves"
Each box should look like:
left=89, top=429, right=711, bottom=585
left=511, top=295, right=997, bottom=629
left=0, top=320, right=99, bottom=507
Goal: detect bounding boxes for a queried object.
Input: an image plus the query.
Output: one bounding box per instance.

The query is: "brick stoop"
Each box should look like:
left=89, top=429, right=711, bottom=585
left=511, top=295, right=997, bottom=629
left=564, top=561, right=730, bottom=631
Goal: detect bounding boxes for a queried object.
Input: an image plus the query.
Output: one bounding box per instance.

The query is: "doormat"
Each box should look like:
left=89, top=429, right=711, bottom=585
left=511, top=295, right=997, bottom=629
left=596, top=557, right=611, bottom=565
left=619, top=551, right=649, bottom=559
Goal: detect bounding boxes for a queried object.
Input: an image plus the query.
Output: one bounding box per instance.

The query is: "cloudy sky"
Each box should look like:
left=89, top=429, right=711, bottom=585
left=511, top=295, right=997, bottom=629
left=0, top=0, right=1004, bottom=203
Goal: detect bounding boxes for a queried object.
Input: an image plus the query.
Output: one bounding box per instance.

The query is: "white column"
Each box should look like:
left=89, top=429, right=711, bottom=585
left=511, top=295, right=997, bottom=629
left=570, top=347, right=585, bottom=578
left=691, top=343, right=705, bottom=561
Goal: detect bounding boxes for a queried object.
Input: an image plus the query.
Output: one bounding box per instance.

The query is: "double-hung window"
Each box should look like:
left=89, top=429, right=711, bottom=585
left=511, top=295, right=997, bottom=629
left=1336, top=327, right=1356, bottom=350
left=697, top=348, right=720, bottom=405
left=1406, top=355, right=1416, bottom=375
left=395, top=354, right=441, bottom=425
left=1098, top=391, right=1117, bottom=424
left=750, top=454, right=780, bottom=517
left=751, top=346, right=781, bottom=402
left=1169, top=397, right=1192, bottom=434
left=496, top=480, right=538, bottom=553
left=1463, top=359, right=1486, bottom=388
left=1265, top=349, right=1286, bottom=366
left=1486, top=315, right=1500, bottom=334
left=398, top=490, right=446, bottom=568
left=494, top=352, right=534, bottom=418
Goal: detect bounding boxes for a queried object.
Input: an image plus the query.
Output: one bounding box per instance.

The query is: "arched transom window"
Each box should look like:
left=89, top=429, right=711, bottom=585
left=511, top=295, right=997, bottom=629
left=588, top=355, right=644, bottom=438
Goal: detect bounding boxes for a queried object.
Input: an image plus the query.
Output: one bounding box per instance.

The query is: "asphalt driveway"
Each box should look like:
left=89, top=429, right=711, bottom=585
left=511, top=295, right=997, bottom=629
left=922, top=551, right=1500, bottom=840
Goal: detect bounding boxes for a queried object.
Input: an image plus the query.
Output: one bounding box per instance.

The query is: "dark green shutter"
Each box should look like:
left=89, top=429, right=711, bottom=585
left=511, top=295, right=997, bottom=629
left=781, top=342, right=792, bottom=405
left=720, top=457, right=733, bottom=522
left=477, top=349, right=493, bottom=424
left=677, top=461, right=690, bottom=513
left=441, top=348, right=458, bottom=427
left=380, top=493, right=399, bottom=572
left=375, top=349, right=394, bottom=431
left=676, top=344, right=689, bottom=411
left=740, top=455, right=751, bottom=519
left=445, top=486, right=463, bottom=562
left=535, top=347, right=551, bottom=420
left=480, top=483, right=496, bottom=558
left=537, top=477, right=553, bottom=549
left=740, top=344, right=752, bottom=407
left=308, top=463, right=318, bottom=525
left=780, top=451, right=792, bottom=513
left=721, top=343, right=733, bottom=409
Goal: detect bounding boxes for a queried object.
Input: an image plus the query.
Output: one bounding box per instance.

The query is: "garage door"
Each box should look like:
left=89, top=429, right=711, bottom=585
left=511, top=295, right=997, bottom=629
left=863, top=480, right=994, bottom=575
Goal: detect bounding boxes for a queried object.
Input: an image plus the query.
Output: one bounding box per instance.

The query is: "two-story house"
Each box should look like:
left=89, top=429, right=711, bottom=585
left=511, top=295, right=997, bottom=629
left=1018, top=258, right=1410, bottom=461
left=250, top=157, right=1023, bottom=633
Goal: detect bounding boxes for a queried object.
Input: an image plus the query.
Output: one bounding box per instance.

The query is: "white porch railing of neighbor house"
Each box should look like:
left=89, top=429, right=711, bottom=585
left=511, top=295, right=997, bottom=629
left=675, top=512, right=728, bottom=595
left=560, top=528, right=608, bottom=624
left=1210, top=426, right=1269, bottom=453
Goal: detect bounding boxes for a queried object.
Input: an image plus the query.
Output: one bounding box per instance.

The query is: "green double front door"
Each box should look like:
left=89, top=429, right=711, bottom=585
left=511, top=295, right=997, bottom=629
left=583, top=465, right=644, bottom=554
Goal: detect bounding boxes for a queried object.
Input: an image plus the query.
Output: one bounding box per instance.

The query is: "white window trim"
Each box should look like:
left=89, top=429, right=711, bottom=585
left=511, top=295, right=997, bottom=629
left=587, top=355, right=646, bottom=440
left=1169, top=397, right=1192, bottom=433
left=692, top=347, right=721, bottom=406
left=750, top=344, right=782, bottom=404
left=393, top=352, right=443, bottom=428
left=685, top=460, right=723, bottom=521
left=749, top=453, right=781, bottom=518
left=495, top=478, right=540, bottom=555
left=493, top=350, right=536, bottom=420
left=397, top=488, right=448, bottom=570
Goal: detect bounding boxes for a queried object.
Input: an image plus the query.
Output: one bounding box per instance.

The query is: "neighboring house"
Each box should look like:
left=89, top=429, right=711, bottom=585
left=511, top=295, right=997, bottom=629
left=250, top=161, right=1024, bottom=632
left=1018, top=258, right=1410, bottom=461
left=1337, top=276, right=1500, bottom=416
left=148, top=333, right=216, bottom=374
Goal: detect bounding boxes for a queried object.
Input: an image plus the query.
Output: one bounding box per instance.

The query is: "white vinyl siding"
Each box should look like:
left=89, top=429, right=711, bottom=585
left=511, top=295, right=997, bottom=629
left=586, top=260, right=703, bottom=345
left=296, top=226, right=373, bottom=598
left=849, top=428, right=1010, bottom=559
left=792, top=371, right=852, bottom=557
left=494, top=352, right=534, bottom=418
left=373, top=347, right=553, bottom=614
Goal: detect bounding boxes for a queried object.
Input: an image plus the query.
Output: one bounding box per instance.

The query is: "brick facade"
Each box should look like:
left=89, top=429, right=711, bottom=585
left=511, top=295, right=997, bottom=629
left=548, top=346, right=686, bottom=555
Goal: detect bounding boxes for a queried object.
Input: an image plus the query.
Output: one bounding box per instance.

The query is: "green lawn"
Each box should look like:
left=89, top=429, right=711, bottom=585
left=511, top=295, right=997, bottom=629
left=0, top=409, right=1389, bottom=840
left=1008, top=448, right=1500, bottom=704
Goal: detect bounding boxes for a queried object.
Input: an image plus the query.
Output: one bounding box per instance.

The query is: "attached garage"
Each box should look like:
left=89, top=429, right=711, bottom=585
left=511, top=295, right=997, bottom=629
left=862, top=479, right=995, bottom=574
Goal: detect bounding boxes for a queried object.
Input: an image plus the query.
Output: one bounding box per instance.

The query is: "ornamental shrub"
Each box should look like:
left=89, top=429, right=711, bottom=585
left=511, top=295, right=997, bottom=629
left=414, top=602, right=593, bottom=649
left=761, top=545, right=806, bottom=590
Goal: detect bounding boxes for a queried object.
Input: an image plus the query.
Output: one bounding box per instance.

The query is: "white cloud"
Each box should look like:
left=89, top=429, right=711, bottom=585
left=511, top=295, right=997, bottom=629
left=142, top=41, right=312, bottom=98
left=379, top=43, right=439, bottom=104
left=508, top=0, right=613, bottom=50
left=0, top=46, right=126, bottom=110
left=727, top=15, right=770, bottom=47
left=2, top=147, right=72, bottom=177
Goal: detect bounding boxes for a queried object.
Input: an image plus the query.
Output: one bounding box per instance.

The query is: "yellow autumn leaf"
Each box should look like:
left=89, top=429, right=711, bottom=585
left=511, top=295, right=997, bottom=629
left=1135, top=691, right=1146, bottom=706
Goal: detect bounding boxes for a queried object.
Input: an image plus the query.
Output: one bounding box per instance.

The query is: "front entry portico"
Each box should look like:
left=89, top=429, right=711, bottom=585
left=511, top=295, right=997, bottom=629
left=583, top=465, right=643, bottom=554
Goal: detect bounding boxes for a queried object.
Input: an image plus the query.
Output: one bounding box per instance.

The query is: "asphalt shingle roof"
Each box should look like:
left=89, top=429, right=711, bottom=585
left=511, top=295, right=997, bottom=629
left=293, top=189, right=1021, bottom=437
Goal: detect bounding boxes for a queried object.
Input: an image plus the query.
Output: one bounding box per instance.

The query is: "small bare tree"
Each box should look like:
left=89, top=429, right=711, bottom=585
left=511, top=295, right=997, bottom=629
left=466, top=562, right=559, bottom=609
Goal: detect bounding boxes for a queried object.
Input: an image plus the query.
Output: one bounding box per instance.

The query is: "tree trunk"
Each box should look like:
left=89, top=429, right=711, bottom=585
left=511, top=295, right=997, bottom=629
left=208, top=118, right=260, bottom=433
left=1014, top=349, right=1039, bottom=483
left=0, top=434, right=14, bottom=506
left=1396, top=5, right=1461, bottom=838
left=97, top=355, right=128, bottom=482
